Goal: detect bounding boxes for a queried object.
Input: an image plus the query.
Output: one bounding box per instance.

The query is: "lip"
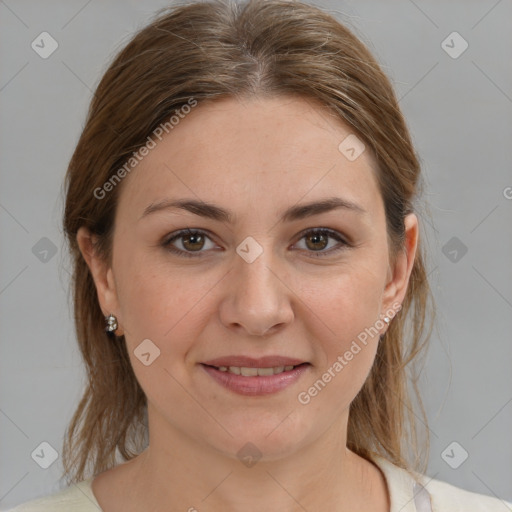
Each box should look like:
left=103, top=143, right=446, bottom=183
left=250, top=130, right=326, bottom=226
left=201, top=355, right=307, bottom=368
left=200, top=362, right=311, bottom=396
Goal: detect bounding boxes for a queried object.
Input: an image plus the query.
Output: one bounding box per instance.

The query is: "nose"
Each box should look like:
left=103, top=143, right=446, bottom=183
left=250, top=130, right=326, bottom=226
left=218, top=247, right=295, bottom=337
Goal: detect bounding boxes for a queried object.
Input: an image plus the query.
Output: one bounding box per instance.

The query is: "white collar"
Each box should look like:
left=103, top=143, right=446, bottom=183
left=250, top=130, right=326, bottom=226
left=370, top=453, right=432, bottom=512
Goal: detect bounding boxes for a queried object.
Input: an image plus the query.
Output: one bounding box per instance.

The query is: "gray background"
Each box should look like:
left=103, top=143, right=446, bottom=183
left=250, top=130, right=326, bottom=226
left=1, top=0, right=511, bottom=509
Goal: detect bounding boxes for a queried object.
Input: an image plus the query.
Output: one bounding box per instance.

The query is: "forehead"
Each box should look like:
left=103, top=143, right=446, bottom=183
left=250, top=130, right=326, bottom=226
left=116, top=95, right=383, bottom=222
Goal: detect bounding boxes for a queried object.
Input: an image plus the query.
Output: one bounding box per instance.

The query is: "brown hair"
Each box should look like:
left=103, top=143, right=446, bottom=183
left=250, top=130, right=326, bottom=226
left=62, top=0, right=435, bottom=484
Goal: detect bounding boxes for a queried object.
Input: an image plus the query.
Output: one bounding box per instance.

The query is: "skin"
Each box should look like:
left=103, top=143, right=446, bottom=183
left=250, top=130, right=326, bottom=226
left=77, top=95, right=418, bottom=512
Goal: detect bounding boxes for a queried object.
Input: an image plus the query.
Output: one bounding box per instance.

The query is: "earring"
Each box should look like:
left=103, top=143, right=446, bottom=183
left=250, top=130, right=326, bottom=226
left=105, top=313, right=118, bottom=333
left=379, top=316, right=390, bottom=343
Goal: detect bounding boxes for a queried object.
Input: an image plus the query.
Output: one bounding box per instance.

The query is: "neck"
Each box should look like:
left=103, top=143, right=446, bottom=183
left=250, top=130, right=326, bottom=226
left=114, top=406, right=388, bottom=512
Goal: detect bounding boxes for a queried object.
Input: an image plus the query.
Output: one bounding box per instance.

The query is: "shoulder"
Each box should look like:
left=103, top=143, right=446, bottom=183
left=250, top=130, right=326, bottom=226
left=421, top=475, right=512, bottom=512
left=369, top=454, right=512, bottom=512
left=7, top=478, right=100, bottom=512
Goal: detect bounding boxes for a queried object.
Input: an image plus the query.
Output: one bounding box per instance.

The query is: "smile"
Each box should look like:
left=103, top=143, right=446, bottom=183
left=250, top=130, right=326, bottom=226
left=200, top=362, right=311, bottom=395
left=211, top=364, right=301, bottom=376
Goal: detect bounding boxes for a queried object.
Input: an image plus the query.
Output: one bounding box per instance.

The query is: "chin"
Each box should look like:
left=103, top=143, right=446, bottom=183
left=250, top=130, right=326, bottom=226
left=209, top=414, right=314, bottom=463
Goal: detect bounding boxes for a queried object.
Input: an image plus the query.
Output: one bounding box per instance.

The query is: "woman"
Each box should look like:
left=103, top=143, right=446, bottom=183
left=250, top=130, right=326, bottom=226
left=10, top=0, right=511, bottom=510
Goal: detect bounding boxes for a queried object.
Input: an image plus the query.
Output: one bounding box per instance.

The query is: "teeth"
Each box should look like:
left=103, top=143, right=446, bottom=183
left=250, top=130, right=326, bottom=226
left=240, top=367, right=258, bottom=376
left=256, top=367, right=274, bottom=376
left=214, top=364, right=299, bottom=376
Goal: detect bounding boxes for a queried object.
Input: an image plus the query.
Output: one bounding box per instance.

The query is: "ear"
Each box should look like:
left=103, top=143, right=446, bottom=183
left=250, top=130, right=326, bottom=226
left=76, top=226, right=123, bottom=335
left=380, top=213, right=418, bottom=327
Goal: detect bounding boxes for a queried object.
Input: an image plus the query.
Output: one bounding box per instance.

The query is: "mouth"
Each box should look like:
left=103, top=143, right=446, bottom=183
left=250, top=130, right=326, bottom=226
left=199, top=361, right=311, bottom=396
left=201, top=362, right=309, bottom=376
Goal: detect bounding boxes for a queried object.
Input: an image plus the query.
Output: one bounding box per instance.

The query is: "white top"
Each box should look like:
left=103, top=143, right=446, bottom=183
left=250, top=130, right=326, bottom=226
left=8, top=454, right=512, bottom=511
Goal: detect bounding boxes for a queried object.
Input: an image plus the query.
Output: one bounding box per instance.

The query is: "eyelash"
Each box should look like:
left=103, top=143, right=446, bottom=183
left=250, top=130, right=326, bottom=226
left=161, top=227, right=350, bottom=259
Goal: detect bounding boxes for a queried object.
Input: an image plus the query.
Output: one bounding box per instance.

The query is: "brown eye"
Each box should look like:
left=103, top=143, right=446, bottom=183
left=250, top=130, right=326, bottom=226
left=163, top=229, right=216, bottom=257
left=181, top=232, right=205, bottom=251
left=304, top=231, right=329, bottom=251
left=162, top=227, right=349, bottom=259
left=294, top=228, right=349, bottom=257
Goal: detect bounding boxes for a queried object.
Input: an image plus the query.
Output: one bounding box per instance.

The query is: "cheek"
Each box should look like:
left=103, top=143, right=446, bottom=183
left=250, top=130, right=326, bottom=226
left=295, top=271, right=384, bottom=413
left=114, top=260, right=213, bottom=401
left=301, top=258, right=387, bottom=344
left=297, top=258, right=386, bottom=395
left=112, top=241, right=207, bottom=345
left=118, top=267, right=211, bottom=342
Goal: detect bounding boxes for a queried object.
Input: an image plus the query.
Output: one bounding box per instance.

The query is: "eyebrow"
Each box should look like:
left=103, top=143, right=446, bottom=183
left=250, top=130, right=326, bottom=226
left=139, top=196, right=367, bottom=224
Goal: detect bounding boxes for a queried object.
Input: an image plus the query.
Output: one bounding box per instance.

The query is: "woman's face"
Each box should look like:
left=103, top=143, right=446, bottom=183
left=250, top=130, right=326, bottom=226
left=81, top=95, right=417, bottom=462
